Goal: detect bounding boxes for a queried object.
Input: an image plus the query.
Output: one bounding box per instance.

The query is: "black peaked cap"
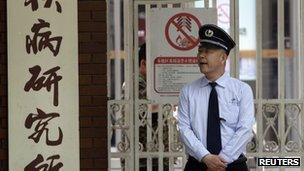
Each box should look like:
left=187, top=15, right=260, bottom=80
left=199, top=24, right=236, bottom=54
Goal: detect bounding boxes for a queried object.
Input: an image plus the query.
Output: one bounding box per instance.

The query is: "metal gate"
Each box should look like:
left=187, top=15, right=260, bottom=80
left=107, top=0, right=304, bottom=170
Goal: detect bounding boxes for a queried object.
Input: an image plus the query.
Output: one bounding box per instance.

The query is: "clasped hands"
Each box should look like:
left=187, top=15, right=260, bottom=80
left=201, top=154, right=227, bottom=171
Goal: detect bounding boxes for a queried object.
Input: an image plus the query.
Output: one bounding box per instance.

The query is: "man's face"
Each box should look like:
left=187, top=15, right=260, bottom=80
left=139, top=59, right=146, bottom=78
left=197, top=46, right=226, bottom=75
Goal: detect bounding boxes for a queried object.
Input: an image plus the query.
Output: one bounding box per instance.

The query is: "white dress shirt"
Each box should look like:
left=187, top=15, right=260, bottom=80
left=178, top=72, right=255, bottom=163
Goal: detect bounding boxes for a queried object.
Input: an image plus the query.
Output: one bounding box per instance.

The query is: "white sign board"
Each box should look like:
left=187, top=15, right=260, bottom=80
left=8, top=1, right=79, bottom=170
left=147, top=8, right=217, bottom=103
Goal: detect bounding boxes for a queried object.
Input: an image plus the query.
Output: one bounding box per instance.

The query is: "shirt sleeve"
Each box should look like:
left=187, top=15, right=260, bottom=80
left=219, top=84, right=255, bottom=163
left=178, top=86, right=210, bottom=161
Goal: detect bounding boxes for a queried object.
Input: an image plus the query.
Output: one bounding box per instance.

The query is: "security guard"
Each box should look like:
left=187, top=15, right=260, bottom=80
left=178, top=24, right=255, bottom=171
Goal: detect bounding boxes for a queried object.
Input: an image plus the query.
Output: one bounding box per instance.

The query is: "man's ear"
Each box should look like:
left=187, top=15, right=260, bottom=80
left=221, top=53, right=228, bottom=64
left=142, top=59, right=146, bottom=66
left=140, top=59, right=146, bottom=67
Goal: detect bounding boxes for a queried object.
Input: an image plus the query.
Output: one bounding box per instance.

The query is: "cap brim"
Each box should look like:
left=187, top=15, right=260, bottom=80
left=199, top=40, right=228, bottom=50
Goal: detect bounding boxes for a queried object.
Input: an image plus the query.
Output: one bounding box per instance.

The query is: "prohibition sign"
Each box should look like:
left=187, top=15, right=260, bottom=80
left=165, top=13, right=202, bottom=51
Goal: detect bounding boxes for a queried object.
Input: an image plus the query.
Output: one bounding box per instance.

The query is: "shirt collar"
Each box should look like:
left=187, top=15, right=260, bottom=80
left=200, top=72, right=229, bottom=88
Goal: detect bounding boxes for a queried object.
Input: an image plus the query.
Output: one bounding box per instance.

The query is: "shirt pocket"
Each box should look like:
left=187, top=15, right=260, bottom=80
left=220, top=104, right=239, bottom=127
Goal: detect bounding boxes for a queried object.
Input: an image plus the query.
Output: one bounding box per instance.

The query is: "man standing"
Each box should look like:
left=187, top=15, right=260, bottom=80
left=137, top=43, right=169, bottom=171
left=178, top=24, right=255, bottom=171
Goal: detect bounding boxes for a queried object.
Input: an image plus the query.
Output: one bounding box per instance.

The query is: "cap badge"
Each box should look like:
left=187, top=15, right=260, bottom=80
left=205, top=29, right=214, bottom=37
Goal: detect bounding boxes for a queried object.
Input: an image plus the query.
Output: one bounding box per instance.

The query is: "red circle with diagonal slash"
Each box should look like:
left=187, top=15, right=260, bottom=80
left=165, top=13, right=201, bottom=51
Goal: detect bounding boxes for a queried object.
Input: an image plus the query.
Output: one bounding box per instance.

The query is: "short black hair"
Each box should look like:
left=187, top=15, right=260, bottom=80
left=138, top=43, right=146, bottom=66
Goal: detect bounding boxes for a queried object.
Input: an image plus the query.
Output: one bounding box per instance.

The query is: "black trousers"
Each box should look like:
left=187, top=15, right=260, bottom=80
left=184, top=155, right=248, bottom=171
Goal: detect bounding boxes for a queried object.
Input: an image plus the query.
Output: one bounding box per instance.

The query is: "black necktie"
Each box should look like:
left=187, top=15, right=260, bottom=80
left=207, top=82, right=222, bottom=154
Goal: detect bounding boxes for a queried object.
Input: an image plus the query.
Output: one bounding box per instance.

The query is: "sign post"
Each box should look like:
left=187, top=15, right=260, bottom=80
left=8, top=1, right=79, bottom=170
left=147, top=8, right=217, bottom=103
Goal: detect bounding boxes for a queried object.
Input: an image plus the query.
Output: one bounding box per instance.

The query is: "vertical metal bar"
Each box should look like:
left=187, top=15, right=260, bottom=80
left=123, top=7, right=132, bottom=169
left=124, top=1, right=130, bottom=101
left=106, top=0, right=112, bottom=168
left=301, top=102, right=304, bottom=171
left=147, top=110, right=152, bottom=171
left=146, top=4, right=152, bottom=171
left=278, top=2, right=285, bottom=169
left=106, top=0, right=112, bottom=100
left=124, top=0, right=129, bottom=168
left=229, top=0, right=236, bottom=78
left=107, top=101, right=111, bottom=169
left=256, top=0, right=263, bottom=170
left=294, top=0, right=299, bottom=99
left=113, top=0, right=123, bottom=159
left=158, top=105, right=164, bottom=171
left=168, top=105, right=175, bottom=171
left=134, top=2, right=139, bottom=171
left=234, top=0, right=240, bottom=79
left=298, top=0, right=304, bottom=170
left=124, top=0, right=130, bottom=143
left=300, top=0, right=304, bottom=100
left=301, top=1, right=304, bottom=170
left=114, top=0, right=122, bottom=100
left=256, top=0, right=263, bottom=100
left=126, top=0, right=135, bottom=170
left=278, top=0, right=285, bottom=99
